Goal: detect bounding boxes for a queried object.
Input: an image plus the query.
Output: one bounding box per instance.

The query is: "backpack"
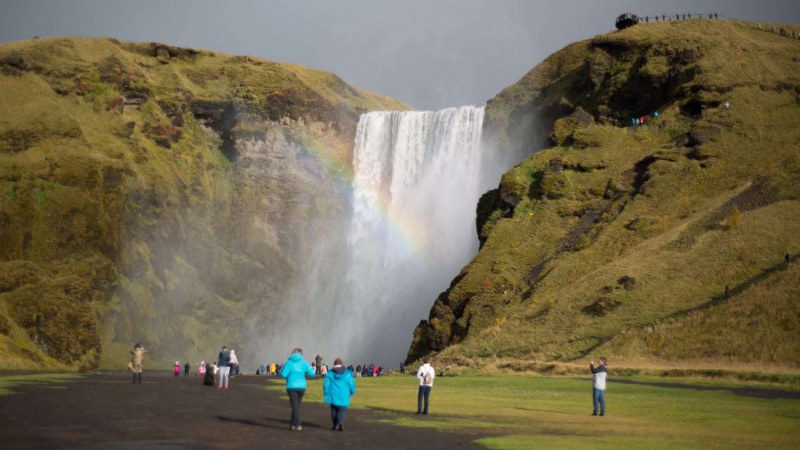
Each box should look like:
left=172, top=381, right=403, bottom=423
left=423, top=369, right=432, bottom=385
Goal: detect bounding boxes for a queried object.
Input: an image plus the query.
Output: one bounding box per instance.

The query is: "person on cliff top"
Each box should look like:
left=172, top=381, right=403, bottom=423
left=128, top=343, right=147, bottom=384
left=416, top=358, right=435, bottom=415
left=590, top=357, right=608, bottom=416
left=281, top=348, right=316, bottom=431
left=323, top=357, right=356, bottom=431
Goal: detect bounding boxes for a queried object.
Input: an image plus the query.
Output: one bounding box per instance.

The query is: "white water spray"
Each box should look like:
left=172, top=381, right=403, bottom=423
left=258, top=106, right=520, bottom=367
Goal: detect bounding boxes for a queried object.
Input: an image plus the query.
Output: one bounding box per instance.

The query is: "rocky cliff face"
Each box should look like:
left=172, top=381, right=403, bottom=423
left=0, top=37, right=405, bottom=369
left=408, top=20, right=800, bottom=371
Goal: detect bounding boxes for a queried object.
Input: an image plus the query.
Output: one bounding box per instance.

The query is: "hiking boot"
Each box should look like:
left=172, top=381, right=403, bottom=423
left=337, top=424, right=343, bottom=431
left=592, top=412, right=598, bottom=416
left=600, top=412, right=605, bottom=416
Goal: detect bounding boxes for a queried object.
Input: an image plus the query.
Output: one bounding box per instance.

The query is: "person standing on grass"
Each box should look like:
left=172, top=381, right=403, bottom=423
left=217, top=346, right=231, bottom=389
left=128, top=343, right=147, bottom=384
left=323, top=357, right=356, bottom=431
left=281, top=348, right=316, bottom=431
left=590, top=357, right=608, bottom=416
left=416, top=358, right=435, bottom=414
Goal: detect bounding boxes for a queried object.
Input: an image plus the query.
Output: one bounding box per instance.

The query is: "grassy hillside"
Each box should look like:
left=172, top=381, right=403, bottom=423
left=408, top=19, right=800, bottom=375
left=0, top=37, right=405, bottom=370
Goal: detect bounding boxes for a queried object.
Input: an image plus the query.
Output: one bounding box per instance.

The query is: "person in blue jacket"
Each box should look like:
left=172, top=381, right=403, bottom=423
left=323, top=357, right=356, bottom=431
left=280, top=348, right=315, bottom=431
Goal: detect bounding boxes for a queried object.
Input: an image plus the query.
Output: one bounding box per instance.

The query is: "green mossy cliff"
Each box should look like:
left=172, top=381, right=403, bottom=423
left=408, top=20, right=800, bottom=372
left=0, top=37, right=405, bottom=370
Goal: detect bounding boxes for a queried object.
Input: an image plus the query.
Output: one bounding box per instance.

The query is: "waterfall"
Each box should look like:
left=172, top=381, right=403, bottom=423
left=341, top=106, right=489, bottom=363
left=256, top=105, right=514, bottom=368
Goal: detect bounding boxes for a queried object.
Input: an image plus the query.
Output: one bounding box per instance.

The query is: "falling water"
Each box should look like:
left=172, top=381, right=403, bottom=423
left=341, top=106, right=490, bottom=364
left=256, top=106, right=517, bottom=367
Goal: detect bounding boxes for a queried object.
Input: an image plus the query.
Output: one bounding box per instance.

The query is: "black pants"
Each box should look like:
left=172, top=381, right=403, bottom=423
left=287, top=389, right=305, bottom=427
left=417, top=386, right=431, bottom=413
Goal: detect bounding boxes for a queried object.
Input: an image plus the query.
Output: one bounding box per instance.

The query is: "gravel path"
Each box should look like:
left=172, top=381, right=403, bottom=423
left=0, top=372, right=484, bottom=449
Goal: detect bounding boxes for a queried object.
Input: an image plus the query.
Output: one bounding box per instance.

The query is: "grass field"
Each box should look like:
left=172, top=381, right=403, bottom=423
left=267, top=373, right=800, bottom=449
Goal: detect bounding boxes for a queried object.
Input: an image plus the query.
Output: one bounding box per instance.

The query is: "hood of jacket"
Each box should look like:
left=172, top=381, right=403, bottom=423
left=289, top=353, right=304, bottom=363
left=331, top=365, right=347, bottom=377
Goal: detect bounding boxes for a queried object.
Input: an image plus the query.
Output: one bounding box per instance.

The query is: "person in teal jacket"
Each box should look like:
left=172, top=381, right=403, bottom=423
left=323, top=357, right=356, bottom=431
left=280, top=348, right=315, bottom=431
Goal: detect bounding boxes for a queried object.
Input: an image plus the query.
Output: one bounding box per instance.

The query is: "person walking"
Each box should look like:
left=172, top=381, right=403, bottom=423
left=416, top=358, right=435, bottom=414
left=184, top=361, right=190, bottom=377
left=323, top=357, right=356, bottom=431
left=128, top=343, right=147, bottom=384
left=217, top=346, right=231, bottom=389
left=590, top=357, right=608, bottom=416
left=173, top=361, right=181, bottom=377
left=281, top=348, right=315, bottom=431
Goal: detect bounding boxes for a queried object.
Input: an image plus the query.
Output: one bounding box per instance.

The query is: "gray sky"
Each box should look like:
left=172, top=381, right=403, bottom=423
left=1, top=0, right=798, bottom=110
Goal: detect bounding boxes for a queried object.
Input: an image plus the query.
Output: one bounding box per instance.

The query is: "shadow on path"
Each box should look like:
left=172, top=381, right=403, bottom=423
left=0, top=373, right=484, bottom=449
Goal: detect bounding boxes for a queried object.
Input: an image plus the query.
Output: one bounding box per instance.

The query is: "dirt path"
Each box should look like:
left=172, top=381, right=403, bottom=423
left=0, top=372, right=484, bottom=449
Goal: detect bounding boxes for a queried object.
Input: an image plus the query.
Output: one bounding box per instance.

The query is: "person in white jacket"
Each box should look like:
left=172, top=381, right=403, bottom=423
left=415, top=358, right=435, bottom=414
left=229, top=350, right=240, bottom=377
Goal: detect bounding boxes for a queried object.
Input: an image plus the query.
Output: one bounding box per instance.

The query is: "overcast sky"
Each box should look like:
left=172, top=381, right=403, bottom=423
left=1, top=0, right=798, bottom=110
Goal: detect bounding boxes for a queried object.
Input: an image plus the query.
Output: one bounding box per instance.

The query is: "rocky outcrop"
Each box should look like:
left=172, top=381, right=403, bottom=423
left=0, top=37, right=405, bottom=370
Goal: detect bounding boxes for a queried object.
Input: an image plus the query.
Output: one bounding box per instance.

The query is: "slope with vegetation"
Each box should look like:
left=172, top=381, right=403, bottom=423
left=408, top=19, right=800, bottom=375
left=0, top=37, right=405, bottom=370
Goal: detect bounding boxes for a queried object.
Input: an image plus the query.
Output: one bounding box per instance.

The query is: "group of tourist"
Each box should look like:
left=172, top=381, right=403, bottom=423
left=128, top=343, right=610, bottom=430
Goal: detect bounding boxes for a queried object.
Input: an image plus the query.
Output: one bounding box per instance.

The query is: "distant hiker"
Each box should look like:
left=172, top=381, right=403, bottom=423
left=184, top=361, right=190, bottom=377
left=416, top=358, right=435, bottom=415
left=654, top=111, right=659, bottom=118
left=323, top=357, right=356, bottom=431
left=174, top=361, right=181, bottom=377
left=281, top=348, right=315, bottom=431
left=315, top=354, right=323, bottom=376
left=724, top=101, right=730, bottom=110
left=229, top=349, right=239, bottom=377
left=198, top=360, right=206, bottom=377
left=128, top=343, right=147, bottom=384
left=259, top=364, right=266, bottom=375
left=217, top=346, right=231, bottom=389
left=203, top=362, right=215, bottom=386
left=400, top=362, right=405, bottom=374
left=715, top=13, right=718, bottom=19
left=270, top=362, right=277, bottom=375
left=662, top=14, right=666, bottom=21
left=590, top=357, right=608, bottom=416
left=785, top=253, right=791, bottom=268
left=632, top=117, right=637, bottom=126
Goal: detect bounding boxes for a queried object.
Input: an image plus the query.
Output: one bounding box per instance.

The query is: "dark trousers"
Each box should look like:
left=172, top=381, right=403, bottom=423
left=331, top=405, right=347, bottom=427
left=287, top=389, right=305, bottom=427
left=593, top=388, right=606, bottom=414
left=417, top=386, right=431, bottom=413
left=132, top=372, right=142, bottom=384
